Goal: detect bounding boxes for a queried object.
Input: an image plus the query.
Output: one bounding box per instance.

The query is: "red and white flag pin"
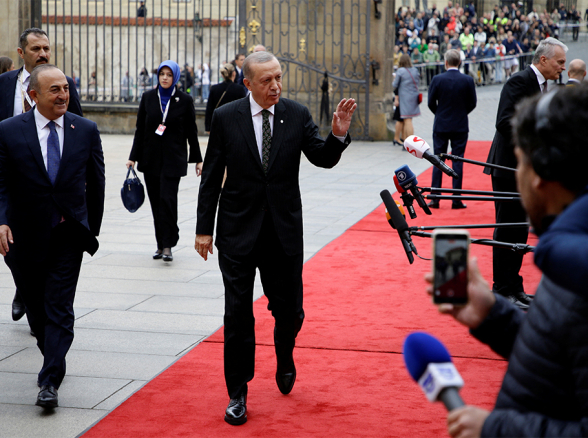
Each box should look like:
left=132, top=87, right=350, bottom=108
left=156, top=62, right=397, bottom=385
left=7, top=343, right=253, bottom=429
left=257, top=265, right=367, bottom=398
left=71, top=124, right=75, bottom=129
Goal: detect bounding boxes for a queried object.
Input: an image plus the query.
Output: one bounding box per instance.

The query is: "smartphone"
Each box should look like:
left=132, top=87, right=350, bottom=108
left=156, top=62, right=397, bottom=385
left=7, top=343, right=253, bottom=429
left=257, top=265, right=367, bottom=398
left=432, top=229, right=470, bottom=305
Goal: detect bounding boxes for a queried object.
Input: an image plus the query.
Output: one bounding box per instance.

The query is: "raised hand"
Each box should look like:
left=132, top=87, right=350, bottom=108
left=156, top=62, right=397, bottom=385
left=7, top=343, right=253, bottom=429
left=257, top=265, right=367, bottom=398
left=331, top=98, right=357, bottom=137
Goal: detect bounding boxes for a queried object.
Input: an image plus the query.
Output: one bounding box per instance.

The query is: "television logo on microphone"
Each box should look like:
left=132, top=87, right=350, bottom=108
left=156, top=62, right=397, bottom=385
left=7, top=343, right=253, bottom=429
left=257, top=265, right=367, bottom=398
left=397, top=171, right=407, bottom=182
left=418, top=362, right=464, bottom=402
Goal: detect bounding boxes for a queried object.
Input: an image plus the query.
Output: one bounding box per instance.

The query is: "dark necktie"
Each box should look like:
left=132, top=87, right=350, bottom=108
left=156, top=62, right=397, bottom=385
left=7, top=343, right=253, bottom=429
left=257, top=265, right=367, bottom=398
left=261, top=109, right=272, bottom=174
left=541, top=81, right=547, bottom=94
left=23, top=82, right=32, bottom=113
left=47, top=121, right=60, bottom=184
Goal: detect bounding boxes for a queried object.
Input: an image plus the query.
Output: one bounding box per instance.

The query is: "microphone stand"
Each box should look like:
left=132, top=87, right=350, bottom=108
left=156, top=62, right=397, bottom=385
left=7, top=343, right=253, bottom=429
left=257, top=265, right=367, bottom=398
left=424, top=194, right=520, bottom=202
left=409, top=223, right=529, bottom=231
left=421, top=187, right=520, bottom=197
left=409, top=230, right=535, bottom=254
left=440, top=153, right=517, bottom=173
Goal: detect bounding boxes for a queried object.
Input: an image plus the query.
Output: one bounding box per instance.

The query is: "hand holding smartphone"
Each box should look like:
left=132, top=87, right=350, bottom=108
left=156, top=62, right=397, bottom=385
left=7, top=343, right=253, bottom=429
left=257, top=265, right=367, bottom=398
left=432, top=229, right=470, bottom=306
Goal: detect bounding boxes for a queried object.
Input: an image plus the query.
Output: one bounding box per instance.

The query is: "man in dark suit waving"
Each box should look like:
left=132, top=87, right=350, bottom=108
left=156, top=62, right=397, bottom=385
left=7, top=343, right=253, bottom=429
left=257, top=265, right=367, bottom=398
left=427, top=49, right=477, bottom=209
left=0, top=64, right=105, bottom=409
left=484, top=37, right=567, bottom=309
left=0, top=27, right=83, bottom=324
left=195, top=51, right=356, bottom=425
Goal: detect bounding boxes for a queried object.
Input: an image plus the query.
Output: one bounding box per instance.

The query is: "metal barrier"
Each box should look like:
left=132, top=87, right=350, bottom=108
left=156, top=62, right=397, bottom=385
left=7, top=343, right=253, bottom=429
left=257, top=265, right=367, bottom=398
left=42, top=0, right=240, bottom=103
left=404, top=52, right=536, bottom=90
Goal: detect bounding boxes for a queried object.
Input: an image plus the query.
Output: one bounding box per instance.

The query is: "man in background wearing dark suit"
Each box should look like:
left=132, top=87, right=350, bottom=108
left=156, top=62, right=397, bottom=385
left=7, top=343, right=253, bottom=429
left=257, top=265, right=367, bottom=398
left=484, top=37, right=567, bottom=309
left=566, top=59, right=586, bottom=85
left=0, top=27, right=83, bottom=324
left=195, top=51, right=356, bottom=426
left=0, top=64, right=105, bottom=409
left=427, top=49, right=477, bottom=209
left=232, top=53, right=246, bottom=87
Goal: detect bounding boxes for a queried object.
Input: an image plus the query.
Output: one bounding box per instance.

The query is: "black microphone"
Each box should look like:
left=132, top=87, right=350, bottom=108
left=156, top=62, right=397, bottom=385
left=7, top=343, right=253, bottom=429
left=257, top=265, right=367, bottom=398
left=394, top=165, right=432, bottom=215
left=394, top=175, right=417, bottom=219
left=404, top=136, right=460, bottom=179
left=380, top=189, right=417, bottom=264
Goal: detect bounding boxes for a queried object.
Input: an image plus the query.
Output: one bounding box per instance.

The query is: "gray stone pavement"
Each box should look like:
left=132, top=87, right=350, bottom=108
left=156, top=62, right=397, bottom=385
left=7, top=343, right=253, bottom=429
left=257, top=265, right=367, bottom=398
left=0, top=41, right=586, bottom=438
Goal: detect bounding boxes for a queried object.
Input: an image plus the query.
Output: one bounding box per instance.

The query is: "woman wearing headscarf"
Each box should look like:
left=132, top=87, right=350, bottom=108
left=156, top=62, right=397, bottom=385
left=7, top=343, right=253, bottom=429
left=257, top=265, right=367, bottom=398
left=127, top=60, right=203, bottom=262
left=204, top=63, right=247, bottom=133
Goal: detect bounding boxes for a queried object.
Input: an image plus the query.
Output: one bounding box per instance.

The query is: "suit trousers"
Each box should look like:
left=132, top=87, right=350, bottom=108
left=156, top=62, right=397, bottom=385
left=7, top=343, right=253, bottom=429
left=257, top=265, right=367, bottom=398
left=7, top=221, right=83, bottom=388
left=144, top=173, right=181, bottom=249
left=431, top=131, right=468, bottom=192
left=219, top=212, right=304, bottom=399
left=491, top=175, right=529, bottom=295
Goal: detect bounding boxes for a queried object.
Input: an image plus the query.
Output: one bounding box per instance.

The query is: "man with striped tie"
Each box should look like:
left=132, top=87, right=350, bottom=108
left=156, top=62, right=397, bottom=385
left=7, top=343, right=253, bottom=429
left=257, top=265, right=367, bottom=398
left=0, top=64, right=105, bottom=409
left=0, top=27, right=83, bottom=324
left=484, top=37, right=567, bottom=310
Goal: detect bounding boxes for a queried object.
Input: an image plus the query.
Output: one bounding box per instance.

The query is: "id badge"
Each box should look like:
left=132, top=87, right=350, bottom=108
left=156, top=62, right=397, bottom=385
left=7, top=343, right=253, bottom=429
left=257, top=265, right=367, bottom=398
left=155, top=124, right=166, bottom=136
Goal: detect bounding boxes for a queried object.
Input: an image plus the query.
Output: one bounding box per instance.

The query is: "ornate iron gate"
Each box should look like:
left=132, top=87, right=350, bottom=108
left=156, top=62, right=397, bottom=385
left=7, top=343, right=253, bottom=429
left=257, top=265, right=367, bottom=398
left=240, top=0, right=371, bottom=140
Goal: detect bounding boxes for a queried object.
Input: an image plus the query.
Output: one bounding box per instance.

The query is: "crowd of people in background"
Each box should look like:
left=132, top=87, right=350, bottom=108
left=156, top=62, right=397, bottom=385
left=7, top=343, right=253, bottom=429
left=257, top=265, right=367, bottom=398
left=86, top=61, right=240, bottom=104
left=395, top=1, right=584, bottom=85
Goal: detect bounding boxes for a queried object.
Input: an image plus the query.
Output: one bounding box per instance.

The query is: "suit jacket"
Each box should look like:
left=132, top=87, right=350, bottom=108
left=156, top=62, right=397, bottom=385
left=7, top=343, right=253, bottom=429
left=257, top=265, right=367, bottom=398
left=485, top=66, right=540, bottom=177
left=204, top=81, right=248, bottom=131
left=0, top=67, right=83, bottom=122
left=129, top=88, right=202, bottom=177
left=428, top=69, right=477, bottom=133
left=196, top=97, right=351, bottom=256
left=0, top=110, right=105, bottom=264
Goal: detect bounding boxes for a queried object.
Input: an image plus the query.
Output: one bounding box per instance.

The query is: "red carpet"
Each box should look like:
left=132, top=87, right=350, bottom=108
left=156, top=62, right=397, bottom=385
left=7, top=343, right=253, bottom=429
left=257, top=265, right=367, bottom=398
left=84, top=141, right=540, bottom=437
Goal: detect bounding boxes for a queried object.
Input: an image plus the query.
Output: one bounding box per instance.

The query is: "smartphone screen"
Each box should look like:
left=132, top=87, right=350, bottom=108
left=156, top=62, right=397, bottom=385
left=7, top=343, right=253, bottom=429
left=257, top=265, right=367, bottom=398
left=433, top=232, right=469, bottom=305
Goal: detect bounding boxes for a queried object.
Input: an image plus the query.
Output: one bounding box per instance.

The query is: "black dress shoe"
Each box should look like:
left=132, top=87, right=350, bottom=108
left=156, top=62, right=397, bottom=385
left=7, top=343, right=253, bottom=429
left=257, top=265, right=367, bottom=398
left=451, top=202, right=467, bottom=209
left=276, top=369, right=297, bottom=395
left=12, top=291, right=25, bottom=321
left=153, top=250, right=163, bottom=260
left=36, top=385, right=58, bottom=409
left=224, top=392, right=247, bottom=425
left=505, top=294, right=530, bottom=311
left=427, top=200, right=440, bottom=209
left=511, top=291, right=533, bottom=306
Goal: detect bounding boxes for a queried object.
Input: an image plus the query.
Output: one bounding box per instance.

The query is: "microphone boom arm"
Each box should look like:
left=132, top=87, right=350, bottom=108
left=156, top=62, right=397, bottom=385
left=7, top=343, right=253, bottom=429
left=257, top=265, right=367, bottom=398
left=410, top=231, right=535, bottom=254
left=440, top=153, right=517, bottom=173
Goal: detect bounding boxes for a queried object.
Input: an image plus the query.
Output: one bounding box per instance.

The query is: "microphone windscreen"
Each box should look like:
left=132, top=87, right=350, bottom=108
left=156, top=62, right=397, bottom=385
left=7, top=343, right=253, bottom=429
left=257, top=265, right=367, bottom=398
left=403, top=332, right=453, bottom=382
left=393, top=174, right=405, bottom=193
left=404, top=135, right=430, bottom=158
left=395, top=164, right=418, bottom=188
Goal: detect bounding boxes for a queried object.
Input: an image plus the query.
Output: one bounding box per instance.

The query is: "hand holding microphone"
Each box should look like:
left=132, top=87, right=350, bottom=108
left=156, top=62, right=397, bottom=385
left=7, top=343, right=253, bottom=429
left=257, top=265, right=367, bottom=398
left=404, top=135, right=460, bottom=179
left=404, top=332, right=490, bottom=438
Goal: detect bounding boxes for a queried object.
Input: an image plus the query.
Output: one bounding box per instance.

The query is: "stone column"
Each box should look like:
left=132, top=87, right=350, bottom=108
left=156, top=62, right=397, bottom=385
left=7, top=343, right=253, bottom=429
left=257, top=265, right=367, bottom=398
left=369, top=0, right=396, bottom=140
left=0, top=0, right=42, bottom=68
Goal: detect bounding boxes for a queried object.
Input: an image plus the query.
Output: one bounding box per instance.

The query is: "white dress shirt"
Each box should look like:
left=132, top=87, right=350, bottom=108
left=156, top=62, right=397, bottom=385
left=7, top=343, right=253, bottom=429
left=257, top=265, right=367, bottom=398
left=34, top=108, right=64, bottom=169
left=530, top=64, right=548, bottom=92
left=248, top=93, right=346, bottom=161
left=13, top=68, right=33, bottom=116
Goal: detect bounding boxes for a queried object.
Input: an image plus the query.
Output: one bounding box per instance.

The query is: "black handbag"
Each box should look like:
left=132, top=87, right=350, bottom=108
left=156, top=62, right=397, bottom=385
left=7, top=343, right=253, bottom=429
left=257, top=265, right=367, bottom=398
left=121, top=167, right=145, bottom=213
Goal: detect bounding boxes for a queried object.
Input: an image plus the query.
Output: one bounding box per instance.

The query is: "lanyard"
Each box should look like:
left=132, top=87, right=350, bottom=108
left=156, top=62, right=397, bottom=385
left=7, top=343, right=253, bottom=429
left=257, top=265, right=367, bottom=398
left=20, top=70, right=35, bottom=111
left=157, top=87, right=175, bottom=126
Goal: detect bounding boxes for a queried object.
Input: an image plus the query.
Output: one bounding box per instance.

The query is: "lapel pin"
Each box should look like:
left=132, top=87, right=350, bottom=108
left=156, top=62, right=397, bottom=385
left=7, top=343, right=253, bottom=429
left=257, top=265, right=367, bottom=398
left=280, top=120, right=283, bottom=123
left=175, top=97, right=179, bottom=102
left=71, top=124, right=75, bottom=129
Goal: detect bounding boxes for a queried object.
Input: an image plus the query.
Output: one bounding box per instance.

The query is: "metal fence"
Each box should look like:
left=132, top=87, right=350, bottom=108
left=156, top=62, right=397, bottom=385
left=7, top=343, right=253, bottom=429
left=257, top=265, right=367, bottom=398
left=43, top=0, right=240, bottom=103
left=407, top=52, right=536, bottom=89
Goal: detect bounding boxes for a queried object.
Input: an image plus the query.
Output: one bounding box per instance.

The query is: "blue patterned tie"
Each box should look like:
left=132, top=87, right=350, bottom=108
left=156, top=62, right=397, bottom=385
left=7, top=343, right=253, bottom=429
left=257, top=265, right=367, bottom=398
left=47, top=121, right=60, bottom=185
left=261, top=109, right=272, bottom=174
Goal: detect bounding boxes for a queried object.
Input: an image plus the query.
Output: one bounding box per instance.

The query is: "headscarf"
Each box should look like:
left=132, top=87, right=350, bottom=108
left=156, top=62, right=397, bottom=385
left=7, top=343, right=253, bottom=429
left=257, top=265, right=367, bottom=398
left=157, top=60, right=181, bottom=112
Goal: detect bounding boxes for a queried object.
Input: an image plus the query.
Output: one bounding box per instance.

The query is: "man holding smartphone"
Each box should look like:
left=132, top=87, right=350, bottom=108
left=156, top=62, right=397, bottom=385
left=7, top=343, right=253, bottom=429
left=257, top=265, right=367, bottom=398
left=425, top=84, right=588, bottom=437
